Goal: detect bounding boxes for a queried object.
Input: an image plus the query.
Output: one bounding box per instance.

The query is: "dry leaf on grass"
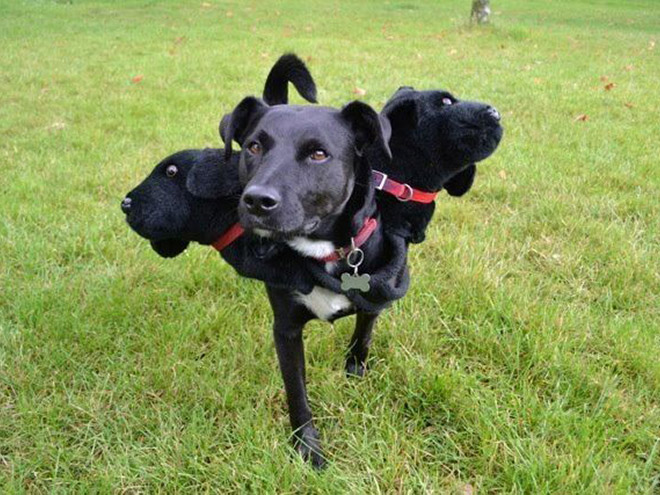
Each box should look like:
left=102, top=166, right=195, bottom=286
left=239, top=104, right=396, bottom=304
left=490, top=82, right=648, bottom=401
left=353, top=87, right=367, bottom=96
left=604, top=82, right=616, bottom=91
left=574, top=114, right=588, bottom=122
left=498, top=170, right=507, bottom=180
left=131, top=75, right=143, bottom=84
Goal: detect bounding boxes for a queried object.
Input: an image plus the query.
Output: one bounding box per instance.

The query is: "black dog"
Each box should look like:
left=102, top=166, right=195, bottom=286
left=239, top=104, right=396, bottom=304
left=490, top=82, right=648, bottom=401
left=220, top=96, right=405, bottom=467
left=375, top=86, right=503, bottom=243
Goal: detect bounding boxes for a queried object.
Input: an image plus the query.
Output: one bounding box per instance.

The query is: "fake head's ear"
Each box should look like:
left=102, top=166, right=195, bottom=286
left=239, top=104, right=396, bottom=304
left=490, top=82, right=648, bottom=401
left=220, top=97, right=268, bottom=160
left=150, top=239, right=190, bottom=258
left=383, top=96, right=418, bottom=132
left=444, top=164, right=477, bottom=197
left=185, top=149, right=241, bottom=199
left=340, top=100, right=392, bottom=159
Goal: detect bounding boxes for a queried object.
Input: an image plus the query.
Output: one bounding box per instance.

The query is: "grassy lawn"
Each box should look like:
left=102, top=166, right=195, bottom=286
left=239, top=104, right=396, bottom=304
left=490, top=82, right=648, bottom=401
left=1, top=0, right=659, bottom=492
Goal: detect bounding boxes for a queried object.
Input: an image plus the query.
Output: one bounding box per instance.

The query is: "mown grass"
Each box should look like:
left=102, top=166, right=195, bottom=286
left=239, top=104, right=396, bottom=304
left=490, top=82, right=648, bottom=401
left=1, top=0, right=659, bottom=492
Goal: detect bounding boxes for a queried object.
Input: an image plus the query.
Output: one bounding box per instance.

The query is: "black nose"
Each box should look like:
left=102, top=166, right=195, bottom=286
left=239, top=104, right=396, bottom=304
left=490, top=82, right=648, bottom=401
left=485, top=106, right=501, bottom=122
left=121, top=197, right=132, bottom=213
left=242, top=185, right=281, bottom=216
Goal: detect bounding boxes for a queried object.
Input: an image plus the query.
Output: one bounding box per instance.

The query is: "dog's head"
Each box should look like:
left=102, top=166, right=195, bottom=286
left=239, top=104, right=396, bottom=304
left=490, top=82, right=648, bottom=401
left=382, top=86, right=503, bottom=196
left=122, top=148, right=241, bottom=257
left=221, top=98, right=390, bottom=239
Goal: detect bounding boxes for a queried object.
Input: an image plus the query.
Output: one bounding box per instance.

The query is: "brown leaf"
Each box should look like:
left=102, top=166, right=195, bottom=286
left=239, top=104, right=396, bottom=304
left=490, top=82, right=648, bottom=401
left=498, top=170, right=507, bottom=180
left=604, top=82, right=616, bottom=91
left=353, top=87, right=367, bottom=96
left=599, top=75, right=608, bottom=82
left=574, top=114, right=588, bottom=122
left=624, top=64, right=634, bottom=71
left=624, top=102, right=634, bottom=109
left=131, top=75, right=143, bottom=84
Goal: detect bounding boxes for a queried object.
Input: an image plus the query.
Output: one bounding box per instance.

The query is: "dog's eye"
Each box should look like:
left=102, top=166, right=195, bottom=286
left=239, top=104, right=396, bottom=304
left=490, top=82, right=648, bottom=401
left=442, top=97, right=453, bottom=106
left=310, top=149, right=329, bottom=162
left=165, top=165, right=178, bottom=178
left=247, top=142, right=262, bottom=155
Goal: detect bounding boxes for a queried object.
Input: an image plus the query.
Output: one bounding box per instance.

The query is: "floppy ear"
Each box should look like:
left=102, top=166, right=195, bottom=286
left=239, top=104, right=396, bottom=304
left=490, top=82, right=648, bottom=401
left=383, top=97, right=418, bottom=131
left=185, top=149, right=240, bottom=199
left=444, top=164, right=476, bottom=197
left=340, top=100, right=392, bottom=159
left=220, top=96, right=268, bottom=160
left=150, top=239, right=190, bottom=258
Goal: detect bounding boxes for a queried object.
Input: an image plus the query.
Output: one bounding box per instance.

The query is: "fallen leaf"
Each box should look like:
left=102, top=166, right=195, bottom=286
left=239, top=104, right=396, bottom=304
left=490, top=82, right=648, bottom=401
left=201, top=2, right=211, bottom=7
left=131, top=75, right=143, bottom=83
left=649, top=40, right=656, bottom=50
left=624, top=102, right=634, bottom=109
left=225, top=10, right=233, bottom=17
left=574, top=114, right=588, bottom=122
left=498, top=170, right=507, bottom=180
left=599, top=75, right=608, bottom=82
left=604, top=82, right=616, bottom=91
left=353, top=87, right=367, bottom=96
left=462, top=483, right=475, bottom=495
left=449, top=48, right=458, bottom=55
left=533, top=77, right=542, bottom=84
left=174, top=36, right=186, bottom=44
left=47, top=122, right=66, bottom=131
left=624, top=64, right=634, bottom=71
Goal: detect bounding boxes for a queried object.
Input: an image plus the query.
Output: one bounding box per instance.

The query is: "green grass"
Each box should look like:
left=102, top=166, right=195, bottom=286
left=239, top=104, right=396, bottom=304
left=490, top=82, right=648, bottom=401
left=1, top=0, right=659, bottom=492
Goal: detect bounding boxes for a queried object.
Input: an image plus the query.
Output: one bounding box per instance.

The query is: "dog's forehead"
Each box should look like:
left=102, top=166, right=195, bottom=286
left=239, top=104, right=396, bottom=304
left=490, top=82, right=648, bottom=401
left=256, top=106, right=347, bottom=142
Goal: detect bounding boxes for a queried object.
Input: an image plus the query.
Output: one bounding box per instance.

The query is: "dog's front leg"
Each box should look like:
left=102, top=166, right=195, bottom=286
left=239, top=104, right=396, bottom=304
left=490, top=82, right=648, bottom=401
left=345, top=312, right=380, bottom=378
left=267, top=287, right=325, bottom=469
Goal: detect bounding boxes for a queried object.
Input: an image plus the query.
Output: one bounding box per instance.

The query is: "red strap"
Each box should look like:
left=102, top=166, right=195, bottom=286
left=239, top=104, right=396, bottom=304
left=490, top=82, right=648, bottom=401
left=211, top=223, right=245, bottom=252
left=320, top=217, right=378, bottom=263
left=372, top=170, right=438, bottom=204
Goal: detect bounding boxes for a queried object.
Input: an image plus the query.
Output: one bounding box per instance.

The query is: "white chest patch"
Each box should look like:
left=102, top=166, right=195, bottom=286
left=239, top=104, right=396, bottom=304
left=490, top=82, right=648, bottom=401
left=287, top=237, right=336, bottom=259
left=295, top=286, right=353, bottom=321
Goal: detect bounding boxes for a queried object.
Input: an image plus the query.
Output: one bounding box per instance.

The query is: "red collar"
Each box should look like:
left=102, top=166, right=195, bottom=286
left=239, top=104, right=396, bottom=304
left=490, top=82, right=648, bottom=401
left=320, top=217, right=378, bottom=263
left=211, top=223, right=245, bottom=252
left=372, top=170, right=438, bottom=204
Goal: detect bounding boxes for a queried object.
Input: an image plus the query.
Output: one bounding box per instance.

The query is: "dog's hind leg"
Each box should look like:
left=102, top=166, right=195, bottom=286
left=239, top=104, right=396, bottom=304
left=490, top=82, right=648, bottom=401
left=267, top=287, right=326, bottom=469
left=345, top=312, right=380, bottom=378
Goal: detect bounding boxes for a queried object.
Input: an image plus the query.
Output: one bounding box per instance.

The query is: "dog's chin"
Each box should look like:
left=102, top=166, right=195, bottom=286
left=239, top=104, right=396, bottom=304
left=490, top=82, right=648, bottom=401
left=150, top=239, right=190, bottom=258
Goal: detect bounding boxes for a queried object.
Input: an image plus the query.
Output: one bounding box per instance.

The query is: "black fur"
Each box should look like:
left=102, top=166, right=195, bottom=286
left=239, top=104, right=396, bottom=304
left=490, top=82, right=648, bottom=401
left=378, top=86, right=503, bottom=243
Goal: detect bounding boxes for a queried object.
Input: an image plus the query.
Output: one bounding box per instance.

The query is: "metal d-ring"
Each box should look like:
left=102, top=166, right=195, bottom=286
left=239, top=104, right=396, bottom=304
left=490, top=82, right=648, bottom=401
left=396, top=183, right=414, bottom=202
left=346, top=246, right=365, bottom=269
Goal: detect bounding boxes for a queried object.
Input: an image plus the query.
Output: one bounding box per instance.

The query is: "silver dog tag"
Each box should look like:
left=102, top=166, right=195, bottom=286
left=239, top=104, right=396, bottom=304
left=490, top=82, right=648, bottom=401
left=341, top=272, right=371, bottom=292
left=341, top=244, right=370, bottom=293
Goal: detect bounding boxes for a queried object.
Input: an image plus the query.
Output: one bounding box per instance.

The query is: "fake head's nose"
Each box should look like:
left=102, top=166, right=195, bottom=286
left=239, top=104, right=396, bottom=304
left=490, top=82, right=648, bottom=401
left=242, top=185, right=281, bottom=217
left=485, top=106, right=501, bottom=123
left=121, top=197, right=132, bottom=214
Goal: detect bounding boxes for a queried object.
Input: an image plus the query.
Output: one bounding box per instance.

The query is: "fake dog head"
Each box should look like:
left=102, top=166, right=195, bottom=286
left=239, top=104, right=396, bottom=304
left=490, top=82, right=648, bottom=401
left=222, top=99, right=391, bottom=239
left=382, top=86, right=503, bottom=196
left=122, top=148, right=241, bottom=258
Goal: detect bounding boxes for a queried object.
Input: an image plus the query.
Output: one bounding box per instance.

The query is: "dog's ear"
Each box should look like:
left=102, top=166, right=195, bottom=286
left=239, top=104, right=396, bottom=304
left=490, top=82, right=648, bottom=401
left=150, top=239, right=190, bottom=258
left=383, top=97, right=418, bottom=131
left=186, top=149, right=240, bottom=199
left=262, top=53, right=317, bottom=105
left=220, top=96, right=268, bottom=160
left=444, top=164, right=476, bottom=197
left=340, top=100, right=392, bottom=159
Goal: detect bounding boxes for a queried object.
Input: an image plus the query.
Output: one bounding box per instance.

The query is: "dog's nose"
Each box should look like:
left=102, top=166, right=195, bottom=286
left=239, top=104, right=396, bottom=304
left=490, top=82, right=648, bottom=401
left=121, top=197, right=132, bottom=213
left=242, top=186, right=281, bottom=216
left=485, top=106, right=501, bottom=122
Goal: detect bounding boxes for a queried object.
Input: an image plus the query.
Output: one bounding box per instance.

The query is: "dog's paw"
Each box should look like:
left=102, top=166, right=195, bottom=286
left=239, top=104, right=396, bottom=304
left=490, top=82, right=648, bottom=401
left=345, top=358, right=366, bottom=378
left=293, top=425, right=326, bottom=470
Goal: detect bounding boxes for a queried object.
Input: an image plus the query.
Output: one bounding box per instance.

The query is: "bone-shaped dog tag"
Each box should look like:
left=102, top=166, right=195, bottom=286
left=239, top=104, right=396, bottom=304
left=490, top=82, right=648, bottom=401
left=341, top=272, right=371, bottom=293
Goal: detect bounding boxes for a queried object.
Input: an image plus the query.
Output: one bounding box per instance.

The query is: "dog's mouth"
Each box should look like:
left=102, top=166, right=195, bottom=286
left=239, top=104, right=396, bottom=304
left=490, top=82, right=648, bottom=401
left=244, top=217, right=320, bottom=240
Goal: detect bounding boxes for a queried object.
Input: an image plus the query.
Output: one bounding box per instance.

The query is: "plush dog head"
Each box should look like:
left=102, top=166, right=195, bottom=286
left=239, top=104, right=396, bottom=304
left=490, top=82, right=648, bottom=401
left=221, top=99, right=391, bottom=240
left=382, top=86, right=503, bottom=196
left=122, top=149, right=241, bottom=257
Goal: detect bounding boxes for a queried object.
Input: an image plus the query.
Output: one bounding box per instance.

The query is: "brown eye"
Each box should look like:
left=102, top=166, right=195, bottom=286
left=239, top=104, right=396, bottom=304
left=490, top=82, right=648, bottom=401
left=166, top=165, right=178, bottom=178
left=247, top=142, right=262, bottom=155
left=310, top=149, right=329, bottom=161
left=442, top=97, right=453, bottom=106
